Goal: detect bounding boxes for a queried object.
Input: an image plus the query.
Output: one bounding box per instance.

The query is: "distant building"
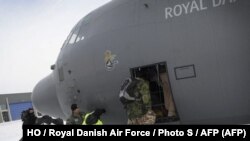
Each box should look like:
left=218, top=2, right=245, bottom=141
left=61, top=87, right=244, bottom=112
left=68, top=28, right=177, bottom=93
left=0, top=93, right=32, bottom=123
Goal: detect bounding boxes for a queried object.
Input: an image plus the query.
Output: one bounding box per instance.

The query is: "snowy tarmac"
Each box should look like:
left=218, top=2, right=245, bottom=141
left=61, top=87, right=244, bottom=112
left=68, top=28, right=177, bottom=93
left=0, top=120, right=22, bottom=141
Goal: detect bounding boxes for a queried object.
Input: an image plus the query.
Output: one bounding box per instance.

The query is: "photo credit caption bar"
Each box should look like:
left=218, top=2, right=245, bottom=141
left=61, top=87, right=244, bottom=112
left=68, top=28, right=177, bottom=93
left=23, top=125, right=249, bottom=140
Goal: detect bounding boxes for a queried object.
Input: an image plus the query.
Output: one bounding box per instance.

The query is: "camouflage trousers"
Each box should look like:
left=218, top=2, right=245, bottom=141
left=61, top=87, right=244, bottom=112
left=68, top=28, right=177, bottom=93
left=127, top=110, right=156, bottom=125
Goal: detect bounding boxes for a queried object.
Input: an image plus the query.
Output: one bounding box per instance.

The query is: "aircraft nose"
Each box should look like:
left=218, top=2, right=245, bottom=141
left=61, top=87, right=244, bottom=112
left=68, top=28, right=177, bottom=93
left=32, top=73, right=66, bottom=119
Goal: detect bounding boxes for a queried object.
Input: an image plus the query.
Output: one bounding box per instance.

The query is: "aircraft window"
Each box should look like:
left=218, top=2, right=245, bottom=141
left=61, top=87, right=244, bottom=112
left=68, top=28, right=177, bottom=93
left=76, top=36, right=84, bottom=43
left=76, top=35, right=85, bottom=43
left=69, top=34, right=77, bottom=44
left=61, top=30, right=74, bottom=48
left=76, top=37, right=80, bottom=43
left=75, top=22, right=88, bottom=43
left=68, top=20, right=83, bottom=45
left=66, top=31, right=74, bottom=42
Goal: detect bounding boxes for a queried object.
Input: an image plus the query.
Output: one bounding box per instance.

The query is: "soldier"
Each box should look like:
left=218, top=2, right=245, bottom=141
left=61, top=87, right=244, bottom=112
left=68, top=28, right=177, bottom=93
left=66, top=104, right=85, bottom=125
left=119, top=77, right=156, bottom=125
left=21, top=108, right=37, bottom=125
left=20, top=108, right=37, bottom=141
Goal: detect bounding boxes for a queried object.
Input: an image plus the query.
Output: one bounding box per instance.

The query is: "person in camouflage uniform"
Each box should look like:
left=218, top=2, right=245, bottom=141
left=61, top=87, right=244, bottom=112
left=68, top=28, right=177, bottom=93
left=120, top=78, right=156, bottom=125
left=66, top=104, right=85, bottom=125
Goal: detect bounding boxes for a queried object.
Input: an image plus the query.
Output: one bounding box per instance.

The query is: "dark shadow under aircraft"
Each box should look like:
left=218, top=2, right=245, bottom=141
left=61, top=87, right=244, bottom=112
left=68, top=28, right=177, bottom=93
left=32, top=0, right=250, bottom=124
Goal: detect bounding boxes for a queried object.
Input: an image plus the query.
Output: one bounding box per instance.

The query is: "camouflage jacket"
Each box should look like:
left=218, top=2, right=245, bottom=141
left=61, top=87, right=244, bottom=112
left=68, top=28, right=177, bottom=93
left=126, top=79, right=152, bottom=119
left=66, top=113, right=85, bottom=125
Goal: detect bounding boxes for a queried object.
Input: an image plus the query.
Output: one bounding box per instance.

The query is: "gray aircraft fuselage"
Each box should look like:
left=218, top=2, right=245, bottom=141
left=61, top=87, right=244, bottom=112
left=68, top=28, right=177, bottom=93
left=32, top=0, right=250, bottom=124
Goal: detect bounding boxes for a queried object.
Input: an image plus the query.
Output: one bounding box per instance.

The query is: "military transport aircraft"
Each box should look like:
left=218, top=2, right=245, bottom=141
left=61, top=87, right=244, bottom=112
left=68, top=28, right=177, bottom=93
left=32, top=0, right=250, bottom=124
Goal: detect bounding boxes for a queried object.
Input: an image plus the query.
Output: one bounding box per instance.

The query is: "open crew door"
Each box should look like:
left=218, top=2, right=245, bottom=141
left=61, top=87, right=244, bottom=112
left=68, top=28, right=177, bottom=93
left=130, top=62, right=179, bottom=123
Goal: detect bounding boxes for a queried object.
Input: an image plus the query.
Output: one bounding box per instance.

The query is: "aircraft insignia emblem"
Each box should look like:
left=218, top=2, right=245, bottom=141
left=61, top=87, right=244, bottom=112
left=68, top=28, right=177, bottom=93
left=104, top=50, right=118, bottom=71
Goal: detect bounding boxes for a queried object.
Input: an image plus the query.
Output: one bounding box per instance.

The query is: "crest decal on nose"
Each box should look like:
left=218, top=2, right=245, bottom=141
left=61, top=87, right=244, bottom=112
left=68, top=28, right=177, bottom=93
left=104, top=50, right=118, bottom=71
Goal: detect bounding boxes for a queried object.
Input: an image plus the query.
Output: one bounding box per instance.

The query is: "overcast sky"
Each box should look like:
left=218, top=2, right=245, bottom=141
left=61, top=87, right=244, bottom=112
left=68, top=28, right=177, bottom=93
left=0, top=0, right=111, bottom=94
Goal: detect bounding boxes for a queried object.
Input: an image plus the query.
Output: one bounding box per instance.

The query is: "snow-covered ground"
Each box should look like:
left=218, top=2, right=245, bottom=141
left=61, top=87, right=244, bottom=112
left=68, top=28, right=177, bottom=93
left=0, top=120, right=22, bottom=141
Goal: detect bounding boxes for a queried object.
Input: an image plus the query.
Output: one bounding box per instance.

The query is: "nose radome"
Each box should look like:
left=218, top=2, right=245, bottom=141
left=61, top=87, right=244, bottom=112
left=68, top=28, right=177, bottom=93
left=32, top=73, right=66, bottom=119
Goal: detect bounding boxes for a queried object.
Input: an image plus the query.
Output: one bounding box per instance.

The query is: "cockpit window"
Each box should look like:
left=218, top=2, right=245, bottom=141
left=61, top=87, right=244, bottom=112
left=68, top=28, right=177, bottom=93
left=68, top=23, right=81, bottom=45
left=63, top=19, right=83, bottom=46
left=75, top=22, right=88, bottom=43
left=75, top=34, right=83, bottom=43
left=61, top=17, right=90, bottom=49
left=69, top=33, right=78, bottom=44
left=61, top=28, right=74, bottom=48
